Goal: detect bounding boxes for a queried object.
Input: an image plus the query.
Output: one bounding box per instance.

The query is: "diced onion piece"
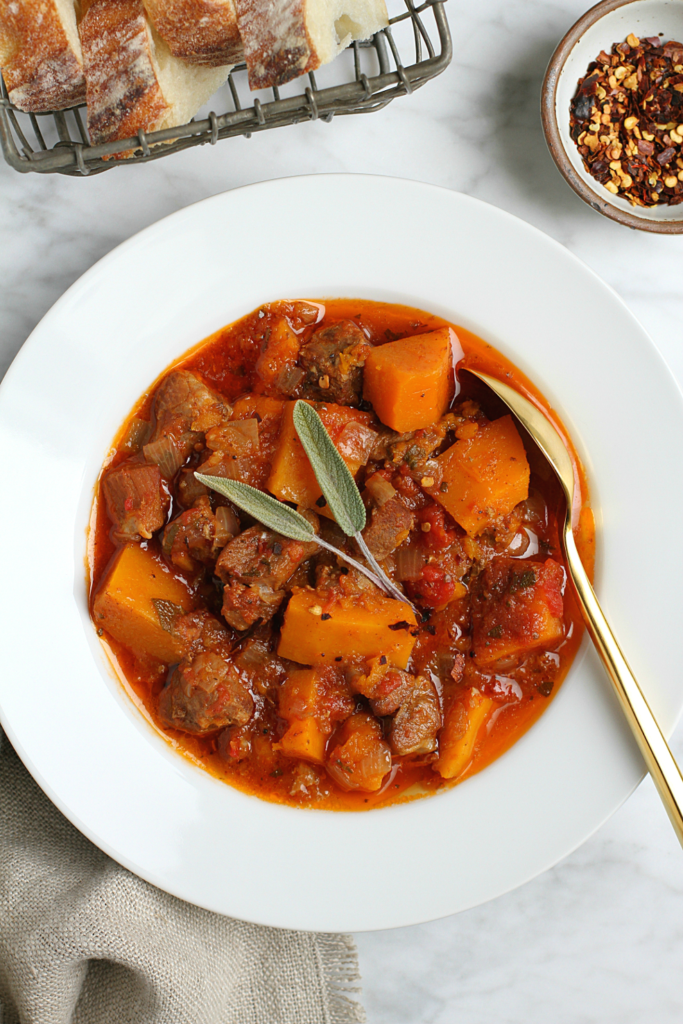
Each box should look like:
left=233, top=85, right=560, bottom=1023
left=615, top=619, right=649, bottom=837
left=270, top=300, right=325, bottom=329
left=275, top=365, right=305, bottom=394
left=449, top=328, right=466, bottom=399
left=520, top=489, right=547, bottom=527
left=121, top=417, right=151, bottom=453
left=291, top=301, right=325, bottom=326
left=506, top=530, right=531, bottom=557
left=201, top=456, right=241, bottom=481
left=143, top=436, right=184, bottom=479
left=365, top=473, right=397, bottom=508
left=491, top=655, right=520, bottom=673
left=394, top=545, right=425, bottom=581
left=236, top=640, right=271, bottom=668
left=230, top=418, right=260, bottom=447
left=194, top=667, right=221, bottom=693
left=215, top=505, right=240, bottom=547
left=336, top=421, right=378, bottom=465
left=177, top=467, right=209, bottom=507
left=206, top=420, right=259, bottom=456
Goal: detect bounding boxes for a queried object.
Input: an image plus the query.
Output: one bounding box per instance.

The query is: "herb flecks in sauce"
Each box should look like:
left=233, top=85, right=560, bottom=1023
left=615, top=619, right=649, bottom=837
left=88, top=300, right=594, bottom=811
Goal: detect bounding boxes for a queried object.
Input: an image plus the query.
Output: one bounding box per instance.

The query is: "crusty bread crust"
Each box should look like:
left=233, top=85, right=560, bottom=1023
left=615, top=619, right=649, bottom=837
left=234, top=0, right=311, bottom=89
left=234, top=0, right=389, bottom=91
left=0, top=0, right=86, bottom=112
left=144, top=0, right=243, bottom=68
left=80, top=0, right=169, bottom=145
left=80, top=0, right=230, bottom=151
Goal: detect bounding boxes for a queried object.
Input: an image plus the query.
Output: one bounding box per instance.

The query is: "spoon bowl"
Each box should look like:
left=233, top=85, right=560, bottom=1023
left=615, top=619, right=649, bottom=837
left=466, top=367, right=683, bottom=848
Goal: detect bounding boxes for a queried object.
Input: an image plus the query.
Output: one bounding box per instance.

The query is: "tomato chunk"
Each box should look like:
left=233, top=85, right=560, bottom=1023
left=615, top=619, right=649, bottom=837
left=416, top=503, right=460, bottom=550
left=471, top=557, right=565, bottom=666
left=406, top=565, right=464, bottom=609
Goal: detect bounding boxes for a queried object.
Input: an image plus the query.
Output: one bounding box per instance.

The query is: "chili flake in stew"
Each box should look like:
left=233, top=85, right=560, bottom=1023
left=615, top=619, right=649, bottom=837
left=88, top=300, right=594, bottom=811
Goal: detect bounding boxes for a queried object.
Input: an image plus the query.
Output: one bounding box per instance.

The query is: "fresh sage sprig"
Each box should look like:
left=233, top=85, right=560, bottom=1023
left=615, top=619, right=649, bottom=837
left=292, top=401, right=415, bottom=609
left=195, top=477, right=313, bottom=541
left=292, top=400, right=366, bottom=537
left=194, top=473, right=395, bottom=596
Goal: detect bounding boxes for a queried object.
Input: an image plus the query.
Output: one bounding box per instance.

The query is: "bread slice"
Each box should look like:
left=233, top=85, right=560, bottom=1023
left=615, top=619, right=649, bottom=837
left=144, top=0, right=243, bottom=68
left=233, top=0, right=389, bottom=91
left=0, top=0, right=86, bottom=112
left=80, top=0, right=231, bottom=147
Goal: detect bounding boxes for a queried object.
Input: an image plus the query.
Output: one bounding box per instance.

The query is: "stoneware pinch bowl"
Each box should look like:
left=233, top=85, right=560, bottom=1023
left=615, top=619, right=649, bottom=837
left=542, top=0, right=683, bottom=233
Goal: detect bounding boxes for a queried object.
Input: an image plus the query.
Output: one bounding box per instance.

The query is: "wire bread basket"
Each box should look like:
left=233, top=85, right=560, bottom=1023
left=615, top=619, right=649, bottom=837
left=0, top=0, right=450, bottom=176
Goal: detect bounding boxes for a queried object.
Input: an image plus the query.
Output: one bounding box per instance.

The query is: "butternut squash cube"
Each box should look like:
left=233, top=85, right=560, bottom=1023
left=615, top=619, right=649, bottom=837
left=278, top=667, right=321, bottom=721
left=276, top=668, right=355, bottom=765
left=362, top=327, right=455, bottom=432
left=267, top=401, right=375, bottom=513
left=255, top=316, right=300, bottom=388
left=92, top=543, right=193, bottom=662
left=435, top=688, right=495, bottom=780
left=277, top=590, right=418, bottom=668
left=277, top=717, right=327, bottom=763
left=426, top=415, right=529, bottom=536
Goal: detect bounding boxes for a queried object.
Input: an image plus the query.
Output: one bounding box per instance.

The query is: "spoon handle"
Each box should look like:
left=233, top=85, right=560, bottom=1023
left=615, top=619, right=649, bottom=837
left=564, top=524, right=683, bottom=847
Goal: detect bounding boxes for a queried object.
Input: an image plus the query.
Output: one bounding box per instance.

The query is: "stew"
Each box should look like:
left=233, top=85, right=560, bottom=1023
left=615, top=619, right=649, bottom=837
left=88, top=299, right=594, bottom=810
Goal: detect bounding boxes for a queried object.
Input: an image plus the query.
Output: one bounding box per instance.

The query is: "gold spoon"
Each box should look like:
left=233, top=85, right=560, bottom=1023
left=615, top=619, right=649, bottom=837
left=466, top=368, right=683, bottom=846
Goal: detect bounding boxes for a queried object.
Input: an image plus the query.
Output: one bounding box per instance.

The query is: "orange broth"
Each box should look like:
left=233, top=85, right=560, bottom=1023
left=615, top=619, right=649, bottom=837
left=89, top=299, right=594, bottom=810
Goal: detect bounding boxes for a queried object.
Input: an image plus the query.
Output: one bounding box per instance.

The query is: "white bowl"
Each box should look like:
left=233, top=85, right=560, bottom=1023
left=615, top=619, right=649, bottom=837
left=543, top=0, right=683, bottom=232
left=1, top=175, right=683, bottom=931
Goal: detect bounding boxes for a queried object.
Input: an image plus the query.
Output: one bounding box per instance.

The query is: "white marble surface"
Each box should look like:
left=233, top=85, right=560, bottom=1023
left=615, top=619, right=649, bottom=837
left=2, top=0, right=683, bottom=1020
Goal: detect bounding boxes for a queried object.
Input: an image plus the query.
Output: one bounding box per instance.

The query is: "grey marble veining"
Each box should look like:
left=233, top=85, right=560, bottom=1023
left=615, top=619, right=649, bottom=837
left=356, top=736, right=683, bottom=1023
left=2, top=1, right=683, bottom=1021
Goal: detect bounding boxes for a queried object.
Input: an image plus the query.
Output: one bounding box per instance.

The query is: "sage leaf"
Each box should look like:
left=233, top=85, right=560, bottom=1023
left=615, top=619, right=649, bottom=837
left=195, top=471, right=416, bottom=611
left=194, top=474, right=315, bottom=543
left=355, top=533, right=417, bottom=609
left=292, top=401, right=366, bottom=536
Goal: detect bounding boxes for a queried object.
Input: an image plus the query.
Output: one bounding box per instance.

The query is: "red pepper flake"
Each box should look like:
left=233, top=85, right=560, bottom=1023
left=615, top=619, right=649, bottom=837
left=570, top=33, right=683, bottom=206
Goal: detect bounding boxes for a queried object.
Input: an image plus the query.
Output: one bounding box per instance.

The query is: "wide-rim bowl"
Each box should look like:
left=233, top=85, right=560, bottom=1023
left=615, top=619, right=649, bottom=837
left=1, top=174, right=682, bottom=932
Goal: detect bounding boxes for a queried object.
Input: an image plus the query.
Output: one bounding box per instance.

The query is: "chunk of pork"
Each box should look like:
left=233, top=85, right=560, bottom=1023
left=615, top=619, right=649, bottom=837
left=299, top=320, right=371, bottom=405
left=215, top=522, right=318, bottom=630
left=102, top=462, right=169, bottom=541
left=159, top=651, right=253, bottom=735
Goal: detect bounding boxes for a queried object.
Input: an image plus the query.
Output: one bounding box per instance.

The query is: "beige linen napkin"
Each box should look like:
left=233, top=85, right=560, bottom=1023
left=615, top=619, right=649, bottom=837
left=0, top=734, right=365, bottom=1024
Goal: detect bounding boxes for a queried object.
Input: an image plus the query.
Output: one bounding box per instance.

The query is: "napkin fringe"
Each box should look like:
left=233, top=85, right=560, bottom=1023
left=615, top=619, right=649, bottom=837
left=314, top=933, right=366, bottom=1023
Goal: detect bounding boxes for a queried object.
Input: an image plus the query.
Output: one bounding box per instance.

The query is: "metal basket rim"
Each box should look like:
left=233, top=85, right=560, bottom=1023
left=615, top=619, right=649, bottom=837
left=0, top=0, right=451, bottom=175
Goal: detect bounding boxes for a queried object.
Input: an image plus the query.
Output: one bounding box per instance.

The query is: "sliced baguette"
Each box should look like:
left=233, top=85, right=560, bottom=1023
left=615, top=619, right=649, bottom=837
left=144, top=0, right=243, bottom=68
left=80, top=0, right=231, bottom=147
left=0, top=0, right=86, bottom=112
left=233, top=0, right=389, bottom=91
